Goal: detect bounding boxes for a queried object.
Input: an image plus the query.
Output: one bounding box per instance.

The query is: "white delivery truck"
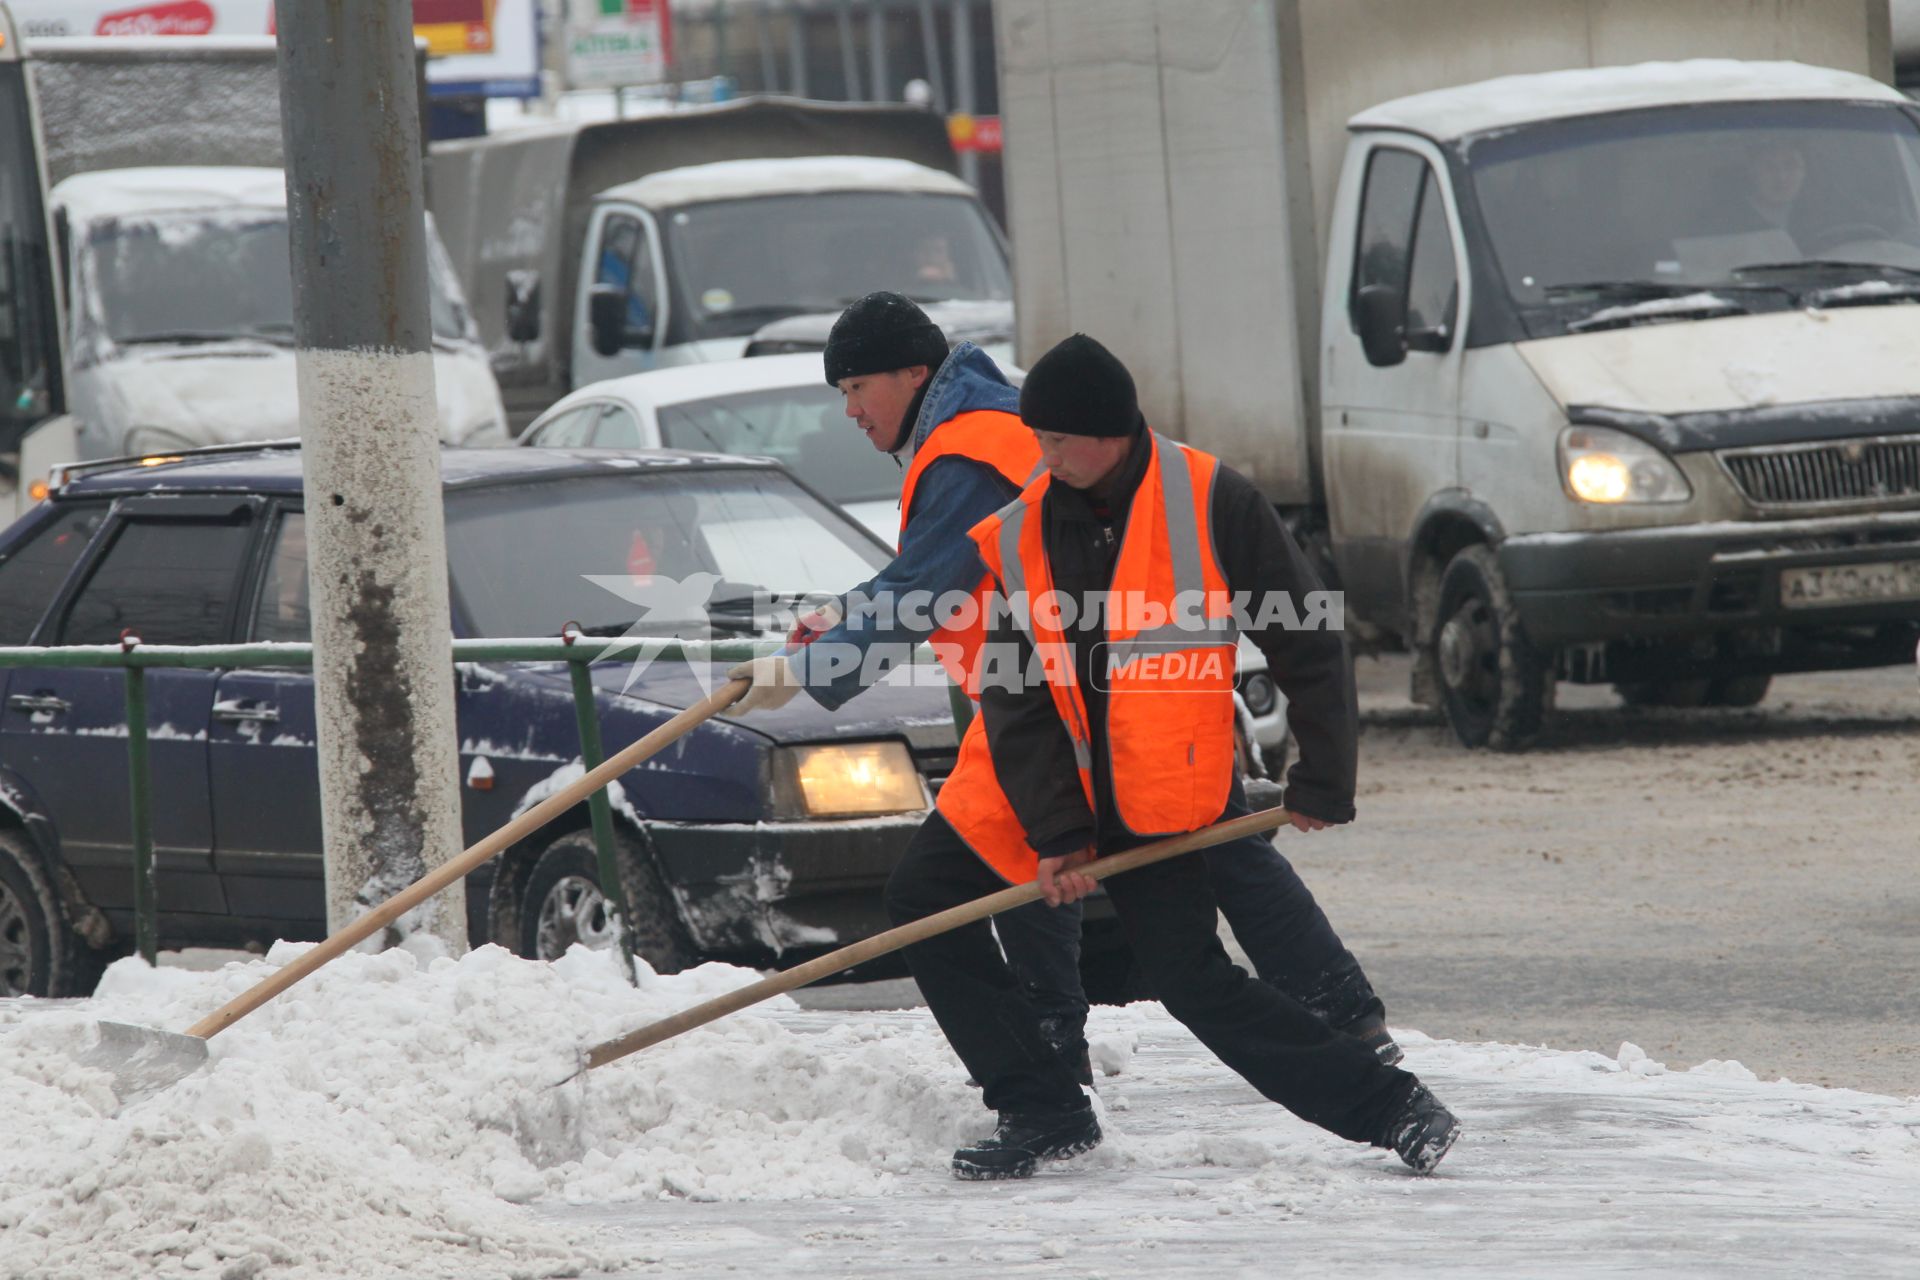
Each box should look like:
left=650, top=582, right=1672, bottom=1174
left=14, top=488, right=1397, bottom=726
left=429, top=99, right=1013, bottom=431
left=0, top=23, right=508, bottom=520
left=997, top=0, right=1920, bottom=748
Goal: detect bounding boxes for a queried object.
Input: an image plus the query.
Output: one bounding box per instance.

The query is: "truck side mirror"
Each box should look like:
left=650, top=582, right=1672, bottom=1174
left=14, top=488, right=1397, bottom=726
left=505, top=270, right=542, bottom=343
left=1355, top=284, right=1409, bottom=368
left=588, top=284, right=654, bottom=357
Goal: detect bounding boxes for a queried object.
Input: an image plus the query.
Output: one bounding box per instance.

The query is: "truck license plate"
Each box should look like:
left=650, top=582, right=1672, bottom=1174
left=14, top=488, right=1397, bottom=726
left=1779, top=560, right=1920, bottom=609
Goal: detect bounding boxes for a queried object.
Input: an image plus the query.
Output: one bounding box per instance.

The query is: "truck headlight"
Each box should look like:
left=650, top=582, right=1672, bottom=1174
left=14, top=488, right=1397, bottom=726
left=771, top=742, right=927, bottom=818
left=1559, top=425, right=1691, bottom=504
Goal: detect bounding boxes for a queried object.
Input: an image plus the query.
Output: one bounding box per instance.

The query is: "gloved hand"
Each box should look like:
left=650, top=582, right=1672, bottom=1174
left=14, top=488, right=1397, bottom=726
left=786, top=599, right=844, bottom=649
left=726, top=652, right=805, bottom=714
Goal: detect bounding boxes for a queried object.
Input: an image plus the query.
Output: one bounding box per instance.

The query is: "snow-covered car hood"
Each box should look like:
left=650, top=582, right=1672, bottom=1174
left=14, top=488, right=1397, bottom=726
left=1516, top=306, right=1920, bottom=418
left=72, top=343, right=508, bottom=452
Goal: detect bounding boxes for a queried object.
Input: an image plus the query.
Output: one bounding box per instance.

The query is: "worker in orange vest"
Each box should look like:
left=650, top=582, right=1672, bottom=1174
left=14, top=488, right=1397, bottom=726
left=885, top=334, right=1460, bottom=1180
left=725, top=292, right=1095, bottom=1075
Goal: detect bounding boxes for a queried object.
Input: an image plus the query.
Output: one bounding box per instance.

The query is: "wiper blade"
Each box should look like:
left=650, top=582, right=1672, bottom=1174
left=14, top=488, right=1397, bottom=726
left=1543, top=280, right=1781, bottom=300
left=1732, top=259, right=1920, bottom=280
left=117, top=330, right=268, bottom=346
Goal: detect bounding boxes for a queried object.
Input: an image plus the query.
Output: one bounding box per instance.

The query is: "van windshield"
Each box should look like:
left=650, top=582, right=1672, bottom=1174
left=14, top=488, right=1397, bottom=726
left=659, top=190, right=1011, bottom=341
left=73, top=208, right=475, bottom=363
left=1468, top=101, right=1920, bottom=336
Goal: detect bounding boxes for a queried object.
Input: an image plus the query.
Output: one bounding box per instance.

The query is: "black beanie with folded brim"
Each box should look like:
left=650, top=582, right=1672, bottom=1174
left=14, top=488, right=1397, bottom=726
left=823, top=291, right=951, bottom=385
left=1018, top=333, right=1143, bottom=438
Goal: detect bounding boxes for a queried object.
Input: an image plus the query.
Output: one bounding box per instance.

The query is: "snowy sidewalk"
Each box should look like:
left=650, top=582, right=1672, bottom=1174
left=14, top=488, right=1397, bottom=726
left=4, top=945, right=1915, bottom=1278
left=549, top=1010, right=1920, bottom=1279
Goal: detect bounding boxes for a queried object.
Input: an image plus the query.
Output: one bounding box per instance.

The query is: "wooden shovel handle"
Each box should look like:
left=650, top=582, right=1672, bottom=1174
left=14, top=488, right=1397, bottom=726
left=185, top=677, right=750, bottom=1040
left=580, top=805, right=1292, bottom=1071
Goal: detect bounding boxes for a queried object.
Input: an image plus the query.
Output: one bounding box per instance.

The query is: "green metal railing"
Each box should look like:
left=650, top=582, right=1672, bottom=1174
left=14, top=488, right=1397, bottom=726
left=0, top=636, right=969, bottom=970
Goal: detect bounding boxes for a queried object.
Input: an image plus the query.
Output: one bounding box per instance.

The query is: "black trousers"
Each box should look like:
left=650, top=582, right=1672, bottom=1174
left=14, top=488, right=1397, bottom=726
left=989, top=777, right=1384, bottom=1049
left=886, top=811, right=1416, bottom=1144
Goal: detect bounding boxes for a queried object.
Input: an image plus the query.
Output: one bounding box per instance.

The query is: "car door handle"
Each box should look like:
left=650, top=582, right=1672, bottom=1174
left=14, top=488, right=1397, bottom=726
left=213, top=700, right=280, bottom=724
left=7, top=694, right=70, bottom=715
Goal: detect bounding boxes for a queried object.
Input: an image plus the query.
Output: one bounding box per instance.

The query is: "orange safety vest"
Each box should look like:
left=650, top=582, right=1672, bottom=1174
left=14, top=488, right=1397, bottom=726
left=897, top=409, right=1045, bottom=881
left=954, top=432, right=1239, bottom=874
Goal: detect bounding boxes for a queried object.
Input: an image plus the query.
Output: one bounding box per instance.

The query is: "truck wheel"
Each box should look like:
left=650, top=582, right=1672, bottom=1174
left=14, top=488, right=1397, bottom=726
left=0, top=831, right=92, bottom=998
left=1707, top=674, right=1771, bottom=708
left=1615, top=679, right=1710, bottom=709
left=1434, top=545, right=1552, bottom=750
left=519, top=829, right=694, bottom=974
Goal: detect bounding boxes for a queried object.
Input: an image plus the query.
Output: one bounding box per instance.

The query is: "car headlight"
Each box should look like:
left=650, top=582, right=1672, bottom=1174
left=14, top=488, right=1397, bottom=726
left=1238, top=670, right=1279, bottom=717
left=1559, top=425, right=1691, bottom=504
left=771, top=742, right=927, bottom=818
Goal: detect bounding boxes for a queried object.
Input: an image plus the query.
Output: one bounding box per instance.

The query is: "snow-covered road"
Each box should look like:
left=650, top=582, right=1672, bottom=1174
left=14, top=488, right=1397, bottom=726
left=4, top=944, right=1914, bottom=1279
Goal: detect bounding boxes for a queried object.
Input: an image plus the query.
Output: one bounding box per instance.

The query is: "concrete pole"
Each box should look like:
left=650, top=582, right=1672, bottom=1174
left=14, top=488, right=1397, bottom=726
left=868, top=0, right=890, bottom=100
left=951, top=0, right=978, bottom=189
left=276, top=1, right=467, bottom=954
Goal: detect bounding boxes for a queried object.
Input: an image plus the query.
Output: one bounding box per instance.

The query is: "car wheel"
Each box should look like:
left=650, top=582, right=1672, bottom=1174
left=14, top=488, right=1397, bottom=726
left=1434, top=544, right=1553, bottom=751
left=0, top=831, right=92, bottom=998
left=518, top=829, right=695, bottom=974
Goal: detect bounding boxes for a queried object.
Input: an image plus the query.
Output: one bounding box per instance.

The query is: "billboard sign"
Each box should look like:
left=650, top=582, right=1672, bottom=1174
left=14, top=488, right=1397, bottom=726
left=4, top=0, right=541, bottom=100
left=565, top=0, right=671, bottom=90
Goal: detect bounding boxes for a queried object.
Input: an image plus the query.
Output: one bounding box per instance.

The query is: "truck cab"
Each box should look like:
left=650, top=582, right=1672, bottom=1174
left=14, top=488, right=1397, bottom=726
left=570, top=155, right=1011, bottom=387
left=1321, top=63, right=1920, bottom=745
left=428, top=97, right=998, bottom=431
left=0, top=25, right=508, bottom=522
left=48, top=167, right=506, bottom=466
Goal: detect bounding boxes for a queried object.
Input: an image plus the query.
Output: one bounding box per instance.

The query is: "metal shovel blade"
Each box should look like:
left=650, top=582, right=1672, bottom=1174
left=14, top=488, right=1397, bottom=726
left=72, top=1020, right=210, bottom=1100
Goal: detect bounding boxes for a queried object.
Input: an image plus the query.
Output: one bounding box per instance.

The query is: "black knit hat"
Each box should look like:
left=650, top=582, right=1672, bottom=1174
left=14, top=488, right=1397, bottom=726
left=1019, top=333, right=1142, bottom=438
left=823, top=291, right=950, bottom=385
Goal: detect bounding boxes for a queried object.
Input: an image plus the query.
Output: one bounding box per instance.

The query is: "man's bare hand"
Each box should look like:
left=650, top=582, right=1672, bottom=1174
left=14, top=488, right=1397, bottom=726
left=1037, top=847, right=1098, bottom=906
left=1287, top=811, right=1332, bottom=834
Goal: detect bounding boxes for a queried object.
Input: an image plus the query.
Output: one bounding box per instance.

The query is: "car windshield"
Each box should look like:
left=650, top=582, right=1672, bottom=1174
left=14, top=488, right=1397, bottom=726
left=446, top=469, right=888, bottom=638
left=660, top=190, right=1011, bottom=340
left=1467, top=101, right=1920, bottom=336
left=655, top=384, right=904, bottom=505
left=76, top=209, right=473, bottom=360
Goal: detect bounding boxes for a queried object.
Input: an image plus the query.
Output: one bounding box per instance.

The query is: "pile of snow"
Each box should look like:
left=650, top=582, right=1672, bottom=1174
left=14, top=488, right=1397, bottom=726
left=0, top=944, right=982, bottom=1279
left=7, top=944, right=1918, bottom=1277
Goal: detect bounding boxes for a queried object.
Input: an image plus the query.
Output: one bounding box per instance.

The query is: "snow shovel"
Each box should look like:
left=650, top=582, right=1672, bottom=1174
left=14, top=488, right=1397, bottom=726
left=67, top=677, right=750, bottom=1099
left=570, top=805, right=1294, bottom=1076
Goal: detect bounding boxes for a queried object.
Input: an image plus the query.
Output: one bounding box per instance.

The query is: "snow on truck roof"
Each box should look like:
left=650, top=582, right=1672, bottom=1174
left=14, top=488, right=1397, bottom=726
left=1351, top=60, right=1907, bottom=142
left=50, top=166, right=287, bottom=224
left=599, top=156, right=972, bottom=209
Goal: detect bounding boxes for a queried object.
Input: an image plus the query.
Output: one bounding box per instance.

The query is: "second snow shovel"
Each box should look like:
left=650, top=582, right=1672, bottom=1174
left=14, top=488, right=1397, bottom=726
left=569, top=805, right=1295, bottom=1077
left=67, top=677, right=749, bottom=1098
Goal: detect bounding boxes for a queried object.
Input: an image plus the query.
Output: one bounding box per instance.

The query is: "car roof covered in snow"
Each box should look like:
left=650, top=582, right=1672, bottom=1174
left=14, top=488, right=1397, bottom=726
left=598, top=155, right=973, bottom=210
left=57, top=443, right=783, bottom=499
left=1350, top=60, right=1908, bottom=142
left=540, top=352, right=830, bottom=422
left=50, top=166, right=289, bottom=225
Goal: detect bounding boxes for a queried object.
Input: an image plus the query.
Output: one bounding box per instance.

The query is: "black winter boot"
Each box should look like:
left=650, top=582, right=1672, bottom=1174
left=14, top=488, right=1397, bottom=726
left=952, top=1104, right=1102, bottom=1181
left=1383, top=1084, right=1460, bottom=1174
left=1339, top=1014, right=1404, bottom=1067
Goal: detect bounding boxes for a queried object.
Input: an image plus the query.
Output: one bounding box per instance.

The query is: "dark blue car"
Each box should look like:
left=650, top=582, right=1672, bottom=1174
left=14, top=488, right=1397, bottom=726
left=0, top=444, right=963, bottom=997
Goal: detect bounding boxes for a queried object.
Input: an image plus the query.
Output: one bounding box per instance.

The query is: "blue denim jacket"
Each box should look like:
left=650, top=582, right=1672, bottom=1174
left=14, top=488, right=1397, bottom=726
left=788, top=342, right=1024, bottom=710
